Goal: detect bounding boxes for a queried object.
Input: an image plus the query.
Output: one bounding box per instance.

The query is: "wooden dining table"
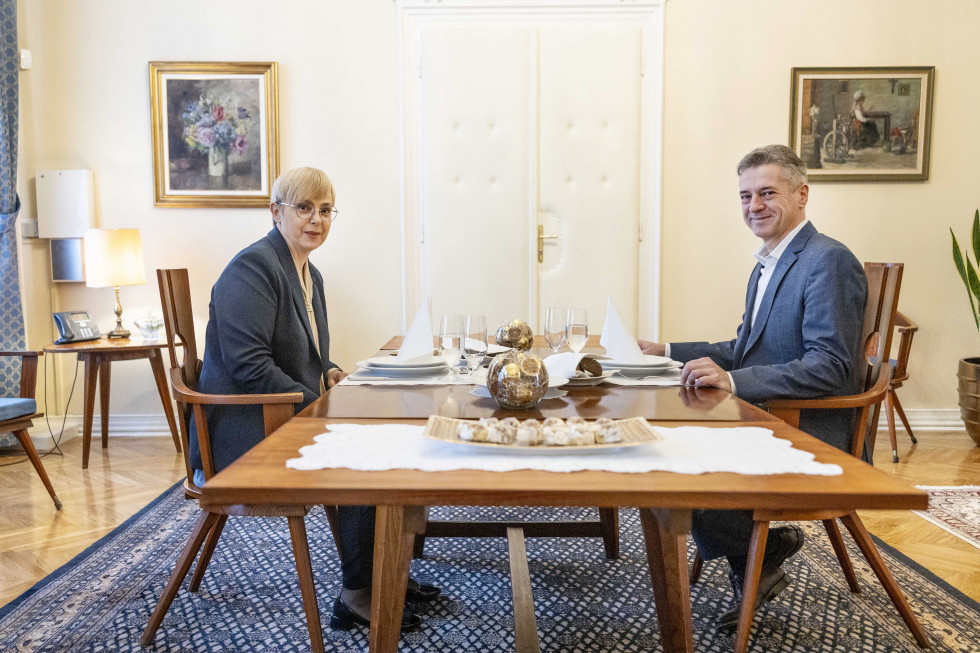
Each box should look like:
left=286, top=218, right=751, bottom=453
left=200, top=339, right=927, bottom=653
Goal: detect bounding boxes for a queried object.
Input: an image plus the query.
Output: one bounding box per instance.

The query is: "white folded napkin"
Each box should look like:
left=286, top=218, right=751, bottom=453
left=397, top=301, right=434, bottom=362
left=544, top=352, right=586, bottom=379
left=599, top=296, right=645, bottom=364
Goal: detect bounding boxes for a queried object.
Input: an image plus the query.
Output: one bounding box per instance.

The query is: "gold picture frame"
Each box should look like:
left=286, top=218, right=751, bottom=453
left=789, top=66, right=935, bottom=182
left=149, top=61, right=279, bottom=207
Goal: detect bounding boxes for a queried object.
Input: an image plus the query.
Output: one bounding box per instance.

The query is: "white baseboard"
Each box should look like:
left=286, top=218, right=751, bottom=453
left=24, top=414, right=174, bottom=449
left=876, top=408, right=964, bottom=432
left=10, top=408, right=966, bottom=451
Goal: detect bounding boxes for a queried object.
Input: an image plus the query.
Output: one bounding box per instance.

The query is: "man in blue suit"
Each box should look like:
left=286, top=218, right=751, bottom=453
left=640, top=144, right=867, bottom=628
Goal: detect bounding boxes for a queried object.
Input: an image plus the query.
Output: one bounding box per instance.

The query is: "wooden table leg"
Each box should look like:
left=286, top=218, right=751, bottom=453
left=80, top=353, right=98, bottom=469
left=369, top=505, right=426, bottom=653
left=149, top=349, right=181, bottom=452
left=735, top=521, right=770, bottom=653
left=639, top=508, right=693, bottom=653
left=99, top=356, right=111, bottom=449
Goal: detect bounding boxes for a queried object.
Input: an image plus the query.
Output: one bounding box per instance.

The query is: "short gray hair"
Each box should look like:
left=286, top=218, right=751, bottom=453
left=736, top=144, right=808, bottom=188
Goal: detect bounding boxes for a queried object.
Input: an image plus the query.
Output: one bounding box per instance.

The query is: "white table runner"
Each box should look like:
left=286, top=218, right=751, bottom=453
left=285, top=423, right=842, bottom=476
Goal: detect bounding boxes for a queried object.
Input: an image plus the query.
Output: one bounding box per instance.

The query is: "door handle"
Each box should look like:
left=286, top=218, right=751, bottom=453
left=537, top=224, right=558, bottom=263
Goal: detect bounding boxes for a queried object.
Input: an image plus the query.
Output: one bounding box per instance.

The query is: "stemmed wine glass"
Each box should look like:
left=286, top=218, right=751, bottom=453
left=566, top=308, right=588, bottom=353
left=462, top=315, right=488, bottom=375
left=544, top=307, right=567, bottom=354
left=439, top=314, right=463, bottom=379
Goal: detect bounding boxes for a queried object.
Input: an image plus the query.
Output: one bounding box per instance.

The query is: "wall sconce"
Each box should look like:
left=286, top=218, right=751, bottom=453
left=83, top=228, right=146, bottom=338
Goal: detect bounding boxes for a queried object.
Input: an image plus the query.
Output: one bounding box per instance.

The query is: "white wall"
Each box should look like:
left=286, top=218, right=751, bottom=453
left=16, top=0, right=979, bottom=428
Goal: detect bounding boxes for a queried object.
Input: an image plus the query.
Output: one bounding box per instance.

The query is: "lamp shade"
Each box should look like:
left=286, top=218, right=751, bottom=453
left=83, top=228, right=146, bottom=288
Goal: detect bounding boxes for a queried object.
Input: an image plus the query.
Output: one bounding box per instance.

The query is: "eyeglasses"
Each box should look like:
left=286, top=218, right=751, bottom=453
left=277, top=201, right=340, bottom=222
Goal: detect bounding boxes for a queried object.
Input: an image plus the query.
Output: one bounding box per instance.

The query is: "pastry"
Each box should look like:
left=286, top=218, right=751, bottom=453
left=576, top=357, right=603, bottom=377
left=515, top=419, right=543, bottom=446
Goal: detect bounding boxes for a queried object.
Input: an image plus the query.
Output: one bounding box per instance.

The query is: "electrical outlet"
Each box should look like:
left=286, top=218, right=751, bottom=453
left=21, top=218, right=39, bottom=238
left=20, top=49, right=32, bottom=70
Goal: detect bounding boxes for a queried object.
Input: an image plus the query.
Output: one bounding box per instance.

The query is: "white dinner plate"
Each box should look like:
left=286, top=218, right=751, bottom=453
left=564, top=369, right=620, bottom=386
left=351, top=364, right=448, bottom=379
left=601, top=354, right=675, bottom=368
left=613, top=366, right=681, bottom=378
left=361, top=355, right=445, bottom=368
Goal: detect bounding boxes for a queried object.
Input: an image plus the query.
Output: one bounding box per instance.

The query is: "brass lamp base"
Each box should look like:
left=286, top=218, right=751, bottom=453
left=106, top=285, right=131, bottom=339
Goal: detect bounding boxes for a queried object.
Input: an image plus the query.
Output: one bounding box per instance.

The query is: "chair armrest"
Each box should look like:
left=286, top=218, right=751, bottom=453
left=169, top=367, right=303, bottom=407
left=894, top=312, right=918, bottom=333
left=0, top=351, right=41, bottom=357
left=766, top=363, right=892, bottom=412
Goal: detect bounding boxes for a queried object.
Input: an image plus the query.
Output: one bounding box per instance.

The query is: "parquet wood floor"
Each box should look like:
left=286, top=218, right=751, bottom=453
left=0, top=430, right=977, bottom=610
left=0, top=436, right=184, bottom=607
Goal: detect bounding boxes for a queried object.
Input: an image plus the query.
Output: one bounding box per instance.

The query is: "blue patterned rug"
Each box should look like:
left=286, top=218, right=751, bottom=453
left=2, top=482, right=978, bottom=652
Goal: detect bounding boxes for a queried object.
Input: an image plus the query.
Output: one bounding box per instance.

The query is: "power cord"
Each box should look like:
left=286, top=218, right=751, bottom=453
left=0, top=353, right=78, bottom=467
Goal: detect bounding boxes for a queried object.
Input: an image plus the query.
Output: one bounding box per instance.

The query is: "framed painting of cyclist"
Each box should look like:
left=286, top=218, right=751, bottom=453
left=789, top=66, right=935, bottom=181
left=149, top=62, right=280, bottom=207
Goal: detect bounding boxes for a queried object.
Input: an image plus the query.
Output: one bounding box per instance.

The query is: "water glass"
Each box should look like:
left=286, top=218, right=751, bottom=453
left=544, top=307, right=567, bottom=353
left=439, top=314, right=463, bottom=375
left=463, top=315, right=488, bottom=373
left=566, top=308, right=588, bottom=353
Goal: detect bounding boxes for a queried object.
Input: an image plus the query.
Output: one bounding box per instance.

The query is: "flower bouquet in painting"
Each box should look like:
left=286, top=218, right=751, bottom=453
left=180, top=95, right=252, bottom=179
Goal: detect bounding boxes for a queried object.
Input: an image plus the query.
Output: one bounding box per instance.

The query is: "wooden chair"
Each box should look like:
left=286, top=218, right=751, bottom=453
left=691, top=263, right=929, bottom=652
left=885, top=312, right=919, bottom=463
left=0, top=351, right=61, bottom=510
left=141, top=269, right=325, bottom=652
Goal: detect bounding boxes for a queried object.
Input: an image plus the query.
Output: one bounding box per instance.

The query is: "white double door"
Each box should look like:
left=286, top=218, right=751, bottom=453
left=400, top=3, right=663, bottom=338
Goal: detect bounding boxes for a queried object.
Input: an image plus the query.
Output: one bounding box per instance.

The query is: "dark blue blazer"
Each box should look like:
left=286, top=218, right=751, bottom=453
left=671, top=222, right=868, bottom=454
left=191, top=227, right=338, bottom=473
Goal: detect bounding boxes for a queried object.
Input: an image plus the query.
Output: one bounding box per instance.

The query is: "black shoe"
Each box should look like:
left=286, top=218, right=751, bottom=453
left=718, top=566, right=791, bottom=630
left=406, top=579, right=441, bottom=603
left=764, top=525, right=805, bottom=568
left=717, top=526, right=805, bottom=630
left=329, top=597, right=422, bottom=632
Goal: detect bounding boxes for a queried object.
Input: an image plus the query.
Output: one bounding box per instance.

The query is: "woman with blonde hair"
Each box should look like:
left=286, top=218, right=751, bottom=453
left=193, top=167, right=435, bottom=632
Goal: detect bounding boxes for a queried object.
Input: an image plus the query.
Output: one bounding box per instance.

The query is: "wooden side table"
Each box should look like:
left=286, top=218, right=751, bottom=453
left=43, top=337, right=181, bottom=469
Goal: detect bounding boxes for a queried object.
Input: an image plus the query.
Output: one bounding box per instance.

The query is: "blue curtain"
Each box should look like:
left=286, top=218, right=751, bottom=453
left=0, top=0, right=24, bottom=447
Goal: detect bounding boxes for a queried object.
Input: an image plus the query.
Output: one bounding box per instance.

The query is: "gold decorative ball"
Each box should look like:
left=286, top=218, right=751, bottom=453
left=495, top=318, right=534, bottom=352
left=486, top=350, right=549, bottom=409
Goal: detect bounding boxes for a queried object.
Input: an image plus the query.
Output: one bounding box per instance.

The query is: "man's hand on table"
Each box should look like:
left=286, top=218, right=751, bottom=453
left=679, top=357, right=733, bottom=393
left=327, top=368, right=348, bottom=388
left=637, top=339, right=666, bottom=356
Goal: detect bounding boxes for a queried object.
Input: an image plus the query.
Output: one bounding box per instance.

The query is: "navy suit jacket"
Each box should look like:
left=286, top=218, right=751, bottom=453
left=191, top=227, right=338, bottom=473
left=670, top=222, right=867, bottom=454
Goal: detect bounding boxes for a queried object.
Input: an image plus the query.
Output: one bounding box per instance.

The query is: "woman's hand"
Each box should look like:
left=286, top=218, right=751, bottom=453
left=327, top=367, right=347, bottom=388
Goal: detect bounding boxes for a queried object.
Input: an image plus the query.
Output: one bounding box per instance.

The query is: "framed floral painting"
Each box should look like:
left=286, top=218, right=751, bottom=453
left=789, top=66, right=934, bottom=181
left=149, top=62, right=279, bottom=207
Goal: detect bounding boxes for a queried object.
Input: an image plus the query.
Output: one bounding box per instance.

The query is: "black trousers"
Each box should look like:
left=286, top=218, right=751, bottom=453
left=337, top=505, right=376, bottom=590
left=690, top=508, right=755, bottom=578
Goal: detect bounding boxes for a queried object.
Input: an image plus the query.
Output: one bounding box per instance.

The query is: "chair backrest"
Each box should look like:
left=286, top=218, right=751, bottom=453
left=856, top=262, right=903, bottom=457
left=157, top=268, right=201, bottom=488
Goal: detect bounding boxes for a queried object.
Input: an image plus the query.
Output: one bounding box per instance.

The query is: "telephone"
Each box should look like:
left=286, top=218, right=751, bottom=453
left=53, top=311, right=102, bottom=344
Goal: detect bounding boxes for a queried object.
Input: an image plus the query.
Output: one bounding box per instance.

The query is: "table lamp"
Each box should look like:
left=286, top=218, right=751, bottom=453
left=83, top=228, right=146, bottom=338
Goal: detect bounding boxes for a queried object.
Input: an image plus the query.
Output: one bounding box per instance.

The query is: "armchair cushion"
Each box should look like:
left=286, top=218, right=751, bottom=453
left=0, top=398, right=37, bottom=421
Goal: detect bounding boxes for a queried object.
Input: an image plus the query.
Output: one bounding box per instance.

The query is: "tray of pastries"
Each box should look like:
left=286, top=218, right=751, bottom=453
left=423, top=415, right=663, bottom=453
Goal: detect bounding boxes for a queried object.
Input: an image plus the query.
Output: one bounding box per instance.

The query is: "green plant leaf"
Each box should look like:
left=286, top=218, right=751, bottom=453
left=969, top=256, right=980, bottom=302
left=953, top=230, right=970, bottom=286
left=953, top=230, right=980, bottom=332
left=967, top=252, right=980, bottom=332
left=973, top=209, right=980, bottom=263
